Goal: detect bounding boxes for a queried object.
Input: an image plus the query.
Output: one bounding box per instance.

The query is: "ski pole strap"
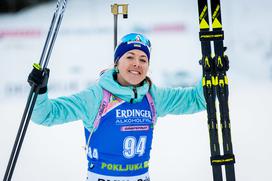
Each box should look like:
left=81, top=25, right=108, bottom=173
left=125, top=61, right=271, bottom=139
left=146, top=92, right=156, bottom=125
left=199, top=30, right=224, bottom=41
left=93, top=89, right=111, bottom=130
left=210, top=154, right=235, bottom=166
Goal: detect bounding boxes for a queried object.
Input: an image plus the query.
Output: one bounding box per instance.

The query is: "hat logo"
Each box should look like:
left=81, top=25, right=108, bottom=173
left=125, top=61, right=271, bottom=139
left=133, top=44, right=141, bottom=48
left=135, top=35, right=141, bottom=42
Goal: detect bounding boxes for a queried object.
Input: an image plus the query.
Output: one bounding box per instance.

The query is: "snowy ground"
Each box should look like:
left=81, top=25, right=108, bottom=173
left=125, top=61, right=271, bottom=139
left=1, top=0, right=272, bottom=180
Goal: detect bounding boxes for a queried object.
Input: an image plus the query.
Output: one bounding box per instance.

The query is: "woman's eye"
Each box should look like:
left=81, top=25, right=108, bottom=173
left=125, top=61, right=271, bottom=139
left=126, top=56, right=134, bottom=59
left=140, top=59, right=147, bottom=63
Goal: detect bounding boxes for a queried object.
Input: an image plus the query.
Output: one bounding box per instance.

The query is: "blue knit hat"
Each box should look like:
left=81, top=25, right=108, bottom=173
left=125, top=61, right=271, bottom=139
left=114, top=33, right=151, bottom=63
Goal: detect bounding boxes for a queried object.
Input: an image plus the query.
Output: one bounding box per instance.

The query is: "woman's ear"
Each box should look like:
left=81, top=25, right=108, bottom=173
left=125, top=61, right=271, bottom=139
left=114, top=63, right=119, bottom=73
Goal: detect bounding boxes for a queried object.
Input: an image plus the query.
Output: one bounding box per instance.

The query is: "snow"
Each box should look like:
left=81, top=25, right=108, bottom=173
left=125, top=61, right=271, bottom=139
left=1, top=0, right=272, bottom=180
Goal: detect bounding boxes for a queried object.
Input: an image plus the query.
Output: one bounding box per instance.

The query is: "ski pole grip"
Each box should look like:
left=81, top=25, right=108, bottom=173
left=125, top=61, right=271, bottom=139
left=33, top=63, right=41, bottom=70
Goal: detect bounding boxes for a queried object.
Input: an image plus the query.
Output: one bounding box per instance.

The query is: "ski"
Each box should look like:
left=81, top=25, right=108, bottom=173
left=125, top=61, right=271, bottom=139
left=197, top=0, right=236, bottom=180
left=197, top=0, right=223, bottom=180
left=210, top=0, right=236, bottom=180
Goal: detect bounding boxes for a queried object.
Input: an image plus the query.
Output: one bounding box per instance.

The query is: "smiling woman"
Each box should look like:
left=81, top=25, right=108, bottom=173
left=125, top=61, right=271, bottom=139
left=110, top=33, right=154, bottom=105
left=114, top=33, right=151, bottom=87
left=116, top=49, right=149, bottom=86
left=28, top=32, right=207, bottom=181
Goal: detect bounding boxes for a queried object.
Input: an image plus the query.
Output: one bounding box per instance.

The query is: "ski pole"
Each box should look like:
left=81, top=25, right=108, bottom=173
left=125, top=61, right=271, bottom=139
left=111, top=4, right=128, bottom=49
left=3, top=1, right=68, bottom=180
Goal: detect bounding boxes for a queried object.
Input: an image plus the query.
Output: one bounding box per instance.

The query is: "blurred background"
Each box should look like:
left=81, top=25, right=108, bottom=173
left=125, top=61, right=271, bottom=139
left=0, top=0, right=272, bottom=180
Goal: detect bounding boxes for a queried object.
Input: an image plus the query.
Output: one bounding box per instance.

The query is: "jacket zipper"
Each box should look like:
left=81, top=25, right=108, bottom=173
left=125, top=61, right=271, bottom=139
left=130, top=86, right=138, bottom=103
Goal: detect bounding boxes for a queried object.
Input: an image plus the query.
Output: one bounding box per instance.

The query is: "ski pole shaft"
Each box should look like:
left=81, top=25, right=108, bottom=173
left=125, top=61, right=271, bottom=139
left=3, top=86, right=39, bottom=181
left=111, top=4, right=128, bottom=49
left=3, top=1, right=68, bottom=180
left=40, top=0, right=63, bottom=68
left=40, top=0, right=67, bottom=70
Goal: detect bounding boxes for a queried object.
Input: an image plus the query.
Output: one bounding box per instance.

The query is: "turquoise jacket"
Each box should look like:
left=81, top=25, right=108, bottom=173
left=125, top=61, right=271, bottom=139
left=31, top=69, right=206, bottom=130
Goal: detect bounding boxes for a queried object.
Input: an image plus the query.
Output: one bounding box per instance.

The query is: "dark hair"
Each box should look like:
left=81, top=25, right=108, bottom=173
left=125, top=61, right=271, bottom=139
left=145, top=76, right=152, bottom=91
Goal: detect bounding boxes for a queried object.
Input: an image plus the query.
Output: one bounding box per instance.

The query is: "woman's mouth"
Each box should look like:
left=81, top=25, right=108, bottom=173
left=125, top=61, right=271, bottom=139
left=129, top=70, right=141, bottom=75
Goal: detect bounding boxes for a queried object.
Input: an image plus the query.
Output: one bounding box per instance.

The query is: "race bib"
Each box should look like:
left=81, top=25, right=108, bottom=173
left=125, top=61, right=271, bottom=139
left=86, top=171, right=150, bottom=181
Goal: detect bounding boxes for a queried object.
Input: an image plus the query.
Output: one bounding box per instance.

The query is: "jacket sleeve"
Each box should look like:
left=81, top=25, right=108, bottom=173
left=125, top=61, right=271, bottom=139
left=150, top=81, right=206, bottom=118
left=31, top=85, right=103, bottom=129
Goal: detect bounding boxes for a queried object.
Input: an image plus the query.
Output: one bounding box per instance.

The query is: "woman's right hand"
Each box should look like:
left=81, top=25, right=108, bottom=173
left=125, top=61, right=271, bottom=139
left=27, top=64, right=50, bottom=94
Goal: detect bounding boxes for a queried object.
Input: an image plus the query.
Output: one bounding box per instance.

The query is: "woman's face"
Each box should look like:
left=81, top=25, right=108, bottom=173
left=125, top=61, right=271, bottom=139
left=116, top=49, right=149, bottom=86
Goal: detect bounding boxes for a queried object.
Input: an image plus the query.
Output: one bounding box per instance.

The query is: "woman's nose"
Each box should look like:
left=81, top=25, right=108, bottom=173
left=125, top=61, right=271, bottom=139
left=133, top=59, right=140, bottom=67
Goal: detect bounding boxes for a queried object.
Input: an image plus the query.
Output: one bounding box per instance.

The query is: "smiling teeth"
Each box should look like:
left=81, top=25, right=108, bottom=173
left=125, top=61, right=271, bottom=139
left=129, top=70, right=140, bottom=74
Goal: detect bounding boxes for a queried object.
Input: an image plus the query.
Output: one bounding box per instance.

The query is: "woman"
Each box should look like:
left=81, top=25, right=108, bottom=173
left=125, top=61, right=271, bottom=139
left=29, top=33, right=206, bottom=181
